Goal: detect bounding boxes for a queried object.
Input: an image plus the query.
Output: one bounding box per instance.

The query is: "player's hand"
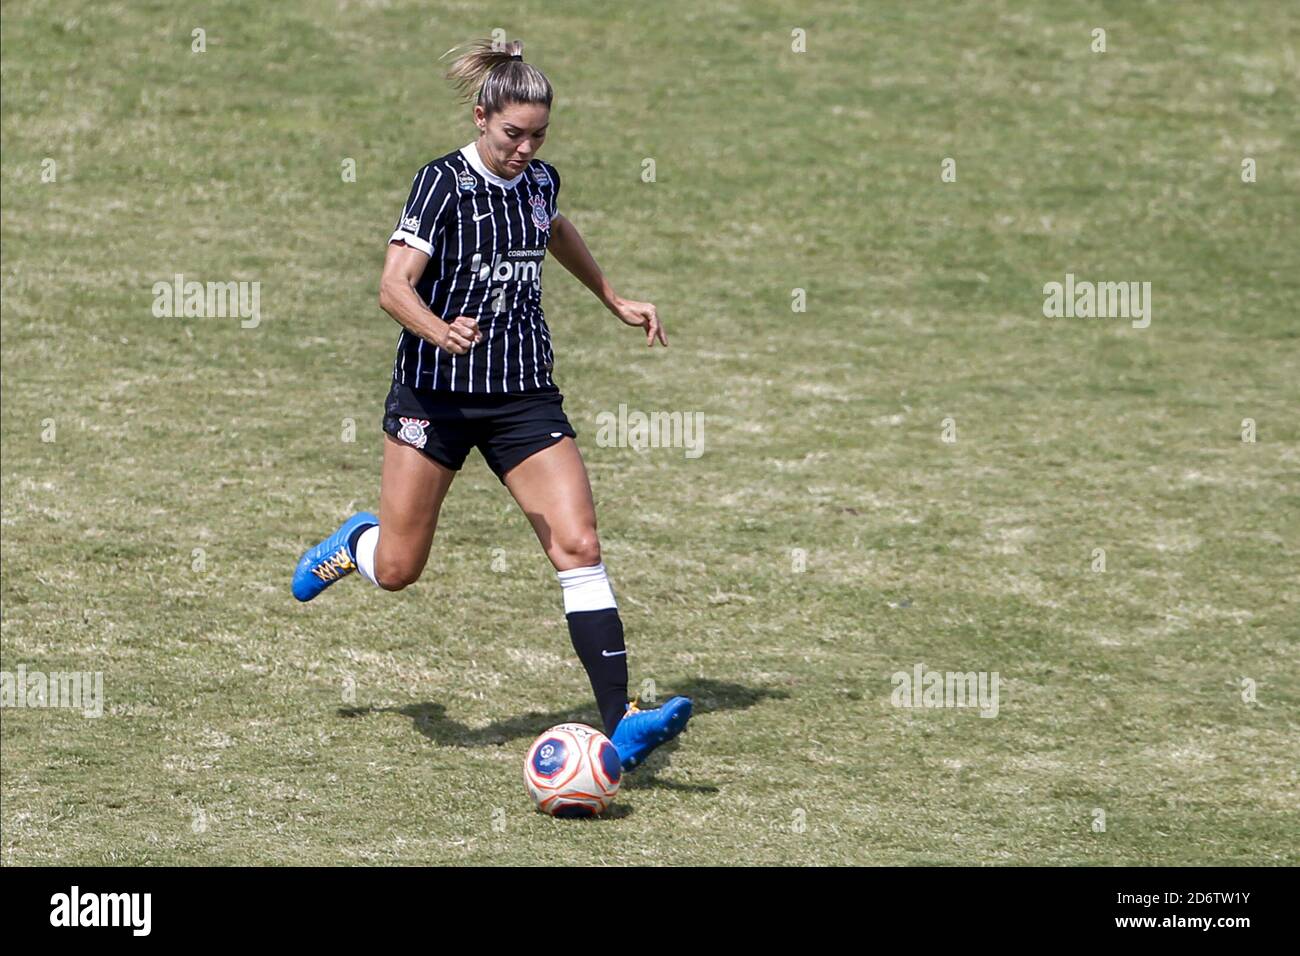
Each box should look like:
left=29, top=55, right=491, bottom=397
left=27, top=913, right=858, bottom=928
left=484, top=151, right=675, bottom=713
left=439, top=315, right=483, bottom=354
left=610, top=296, right=667, bottom=347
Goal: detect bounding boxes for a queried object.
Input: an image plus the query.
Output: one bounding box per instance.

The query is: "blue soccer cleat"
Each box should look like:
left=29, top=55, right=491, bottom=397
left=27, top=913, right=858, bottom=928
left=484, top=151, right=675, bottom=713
left=292, top=512, right=378, bottom=602
left=610, top=695, right=693, bottom=771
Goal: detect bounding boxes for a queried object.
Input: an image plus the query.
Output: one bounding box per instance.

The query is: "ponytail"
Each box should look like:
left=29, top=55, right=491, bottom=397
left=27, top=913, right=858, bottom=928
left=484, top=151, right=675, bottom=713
left=441, top=38, right=553, bottom=115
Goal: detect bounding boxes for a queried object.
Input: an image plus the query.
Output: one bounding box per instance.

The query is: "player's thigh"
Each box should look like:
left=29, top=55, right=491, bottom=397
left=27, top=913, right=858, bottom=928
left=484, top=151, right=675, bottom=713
left=377, top=433, right=456, bottom=572
left=503, top=437, right=600, bottom=570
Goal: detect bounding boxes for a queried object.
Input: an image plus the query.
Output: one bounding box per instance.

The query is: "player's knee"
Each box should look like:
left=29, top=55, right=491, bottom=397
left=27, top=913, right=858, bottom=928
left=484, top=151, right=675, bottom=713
left=554, top=531, right=601, bottom=569
left=375, top=557, right=422, bottom=591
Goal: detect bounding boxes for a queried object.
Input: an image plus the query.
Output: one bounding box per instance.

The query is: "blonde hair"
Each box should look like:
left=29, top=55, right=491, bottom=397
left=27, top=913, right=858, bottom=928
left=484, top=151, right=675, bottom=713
left=441, top=38, right=553, bottom=116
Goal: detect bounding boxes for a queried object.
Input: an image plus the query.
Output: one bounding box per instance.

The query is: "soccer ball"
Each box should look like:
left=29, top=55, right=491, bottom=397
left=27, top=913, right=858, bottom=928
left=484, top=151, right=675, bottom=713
left=524, top=722, right=622, bottom=817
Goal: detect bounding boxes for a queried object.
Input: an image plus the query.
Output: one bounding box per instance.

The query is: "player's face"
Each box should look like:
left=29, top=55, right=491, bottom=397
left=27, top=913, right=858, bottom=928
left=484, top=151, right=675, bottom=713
left=475, top=103, right=549, bottom=176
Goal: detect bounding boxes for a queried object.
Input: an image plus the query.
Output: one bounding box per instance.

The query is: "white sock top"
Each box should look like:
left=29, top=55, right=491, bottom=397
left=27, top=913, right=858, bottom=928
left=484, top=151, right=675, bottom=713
left=354, top=525, right=380, bottom=586
left=556, top=562, right=617, bottom=614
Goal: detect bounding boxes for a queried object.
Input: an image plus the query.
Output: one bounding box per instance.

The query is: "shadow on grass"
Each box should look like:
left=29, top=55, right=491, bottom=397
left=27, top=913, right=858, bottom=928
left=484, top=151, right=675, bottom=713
left=337, top=676, right=784, bottom=783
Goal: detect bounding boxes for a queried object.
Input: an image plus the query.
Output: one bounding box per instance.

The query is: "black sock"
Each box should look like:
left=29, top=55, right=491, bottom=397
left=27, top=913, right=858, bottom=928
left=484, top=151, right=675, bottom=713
left=566, top=608, right=629, bottom=737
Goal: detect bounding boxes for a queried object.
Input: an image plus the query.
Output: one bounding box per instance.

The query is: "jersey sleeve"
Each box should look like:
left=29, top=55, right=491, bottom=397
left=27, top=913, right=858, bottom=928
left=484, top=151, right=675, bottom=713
left=389, top=163, right=456, bottom=256
left=548, top=163, right=561, bottom=219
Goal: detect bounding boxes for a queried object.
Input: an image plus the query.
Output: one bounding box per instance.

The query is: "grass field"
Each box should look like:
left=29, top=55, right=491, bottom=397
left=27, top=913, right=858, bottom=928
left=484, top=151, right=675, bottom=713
left=2, top=0, right=1297, bottom=865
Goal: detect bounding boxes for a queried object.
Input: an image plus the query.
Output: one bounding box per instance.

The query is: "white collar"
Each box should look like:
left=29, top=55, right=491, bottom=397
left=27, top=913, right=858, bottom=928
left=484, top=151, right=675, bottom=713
left=460, top=141, right=525, bottom=189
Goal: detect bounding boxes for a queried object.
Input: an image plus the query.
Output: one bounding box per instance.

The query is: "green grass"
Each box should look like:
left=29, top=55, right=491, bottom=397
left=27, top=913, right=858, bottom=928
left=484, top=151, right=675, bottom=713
left=2, top=0, right=1297, bottom=865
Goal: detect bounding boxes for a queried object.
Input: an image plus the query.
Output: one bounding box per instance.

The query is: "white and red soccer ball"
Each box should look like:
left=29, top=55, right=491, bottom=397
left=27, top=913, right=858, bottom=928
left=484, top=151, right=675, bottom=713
left=524, top=723, right=622, bottom=817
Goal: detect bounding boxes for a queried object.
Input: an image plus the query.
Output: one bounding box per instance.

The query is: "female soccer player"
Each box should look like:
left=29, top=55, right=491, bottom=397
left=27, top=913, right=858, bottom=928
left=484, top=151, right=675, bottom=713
left=291, top=38, right=691, bottom=771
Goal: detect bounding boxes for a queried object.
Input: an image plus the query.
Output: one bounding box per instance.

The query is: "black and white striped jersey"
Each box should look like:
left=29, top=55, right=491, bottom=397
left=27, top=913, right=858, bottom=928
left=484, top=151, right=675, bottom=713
left=388, top=142, right=561, bottom=393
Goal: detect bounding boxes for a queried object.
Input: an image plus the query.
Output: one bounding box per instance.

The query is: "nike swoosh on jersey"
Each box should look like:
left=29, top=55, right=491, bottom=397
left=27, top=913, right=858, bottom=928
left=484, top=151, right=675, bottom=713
left=473, top=211, right=494, bottom=222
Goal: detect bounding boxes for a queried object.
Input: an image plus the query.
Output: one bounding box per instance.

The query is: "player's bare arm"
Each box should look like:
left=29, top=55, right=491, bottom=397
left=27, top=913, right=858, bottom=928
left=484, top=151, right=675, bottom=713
left=548, top=212, right=667, bottom=347
left=378, top=242, right=482, bottom=354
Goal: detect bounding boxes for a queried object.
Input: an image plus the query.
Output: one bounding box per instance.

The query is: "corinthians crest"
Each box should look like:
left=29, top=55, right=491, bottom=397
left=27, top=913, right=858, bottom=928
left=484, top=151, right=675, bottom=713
left=397, top=417, right=430, bottom=449
left=530, top=194, right=550, bottom=231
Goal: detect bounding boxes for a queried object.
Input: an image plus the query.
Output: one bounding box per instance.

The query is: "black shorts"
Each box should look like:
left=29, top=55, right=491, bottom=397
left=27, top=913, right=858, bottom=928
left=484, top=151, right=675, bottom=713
left=382, top=381, right=577, bottom=483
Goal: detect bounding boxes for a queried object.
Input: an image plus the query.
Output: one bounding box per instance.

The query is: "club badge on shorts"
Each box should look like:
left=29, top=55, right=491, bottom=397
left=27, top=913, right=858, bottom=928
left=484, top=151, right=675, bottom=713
left=397, top=417, right=430, bottom=450
left=530, top=194, right=550, bottom=231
